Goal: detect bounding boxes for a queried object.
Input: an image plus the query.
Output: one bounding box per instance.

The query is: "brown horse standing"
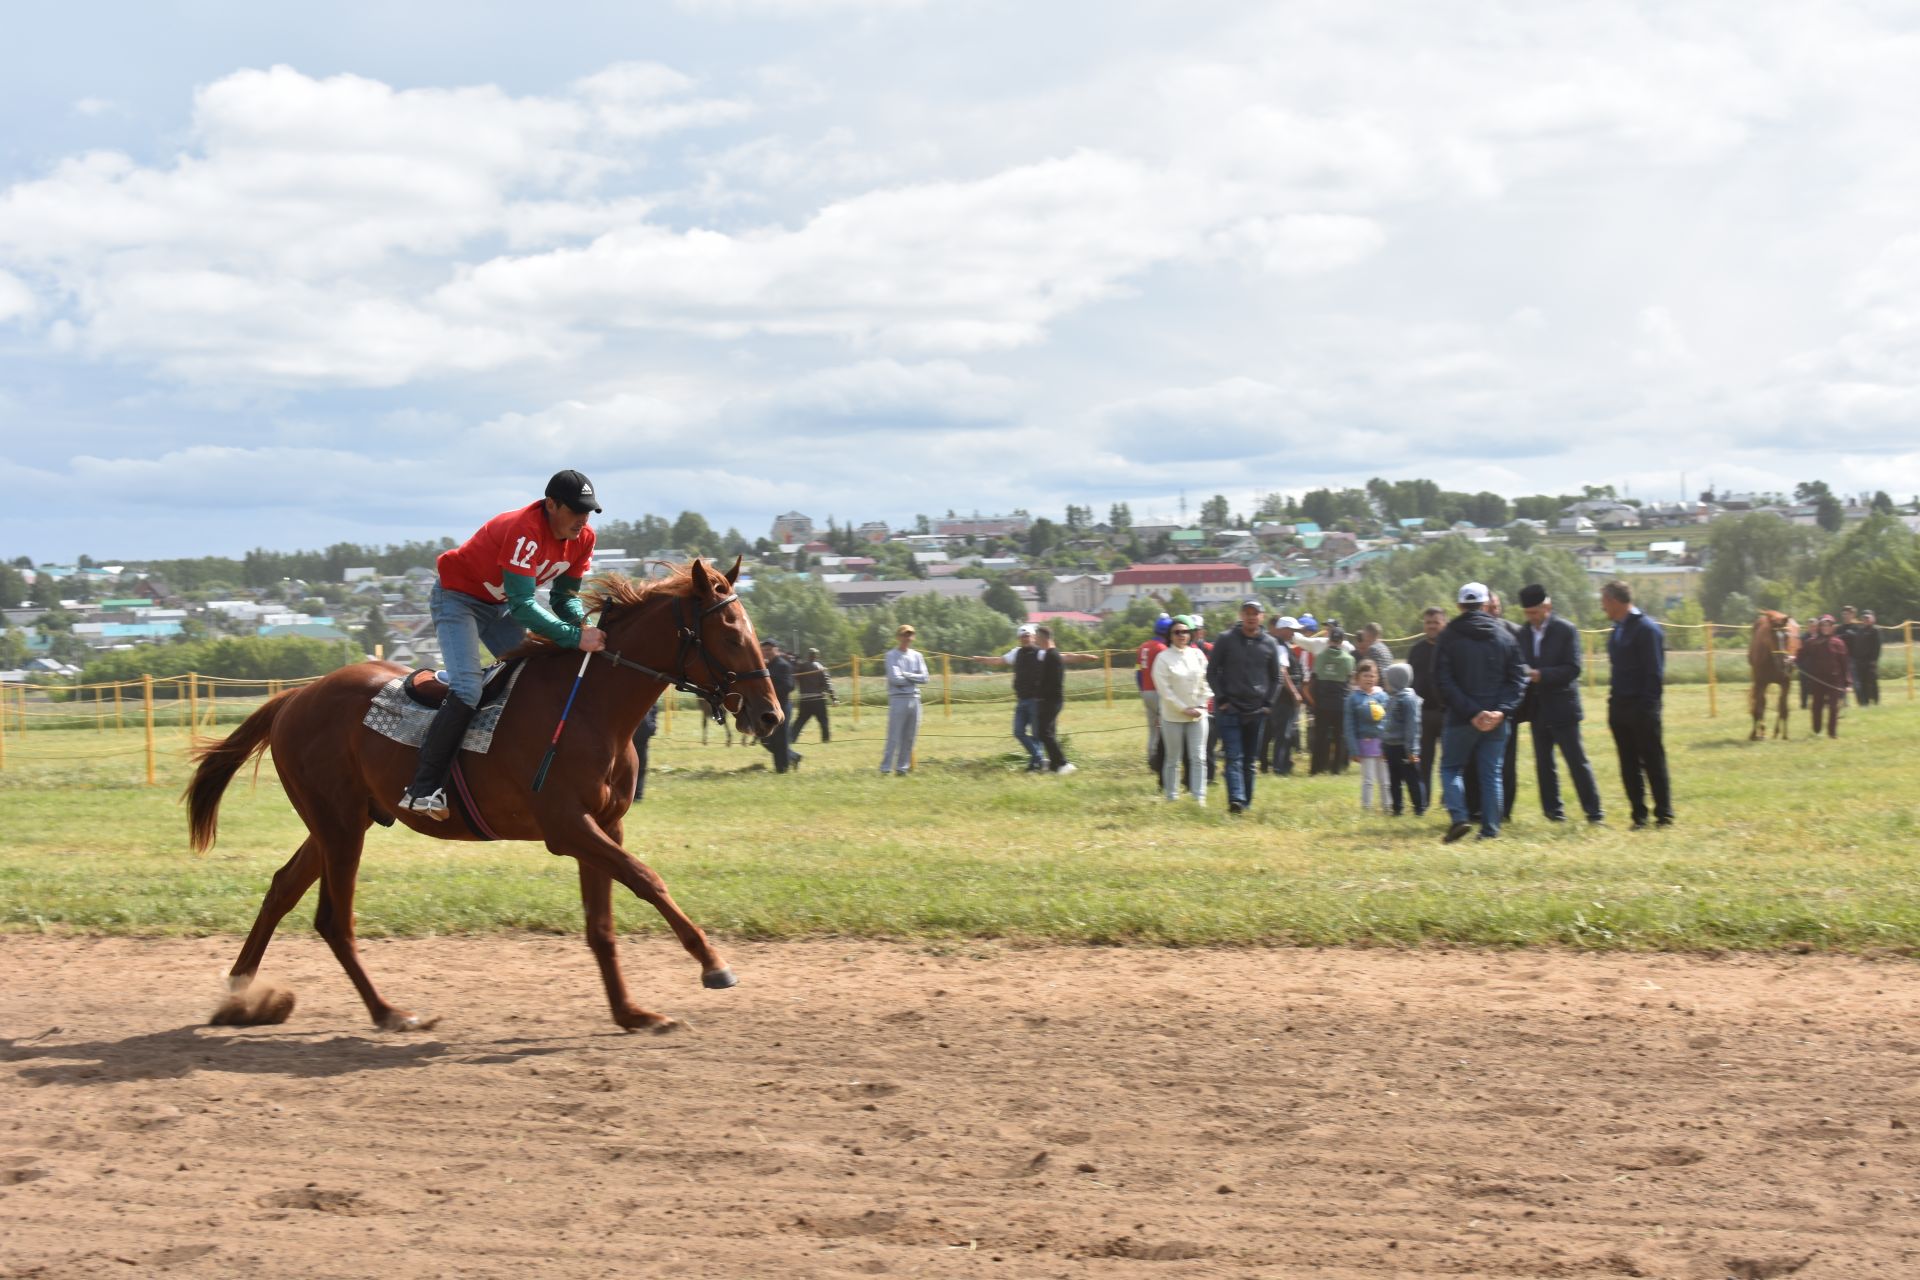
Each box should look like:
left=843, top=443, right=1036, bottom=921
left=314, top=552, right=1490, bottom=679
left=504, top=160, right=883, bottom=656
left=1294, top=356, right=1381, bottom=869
left=184, top=558, right=780, bottom=1032
left=1747, top=610, right=1800, bottom=740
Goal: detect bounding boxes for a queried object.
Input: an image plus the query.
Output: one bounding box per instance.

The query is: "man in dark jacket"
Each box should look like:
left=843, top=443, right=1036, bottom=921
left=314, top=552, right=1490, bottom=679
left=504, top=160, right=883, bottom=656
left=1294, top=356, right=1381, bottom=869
left=759, top=642, right=800, bottom=772
left=1263, top=617, right=1306, bottom=774
left=1207, top=599, right=1283, bottom=814
left=1841, top=607, right=1882, bottom=706
left=1405, top=606, right=1446, bottom=807
left=1799, top=614, right=1851, bottom=738
left=1601, top=580, right=1671, bottom=827
left=1516, top=584, right=1602, bottom=823
left=1433, top=582, right=1528, bottom=842
left=1465, top=590, right=1524, bottom=824
left=789, top=647, right=838, bottom=743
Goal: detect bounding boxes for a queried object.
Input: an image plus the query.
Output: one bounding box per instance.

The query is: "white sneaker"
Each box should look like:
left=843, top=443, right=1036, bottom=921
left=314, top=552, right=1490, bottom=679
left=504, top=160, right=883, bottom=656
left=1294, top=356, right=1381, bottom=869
left=1054, top=763, right=1077, bottom=776
left=398, top=787, right=449, bottom=821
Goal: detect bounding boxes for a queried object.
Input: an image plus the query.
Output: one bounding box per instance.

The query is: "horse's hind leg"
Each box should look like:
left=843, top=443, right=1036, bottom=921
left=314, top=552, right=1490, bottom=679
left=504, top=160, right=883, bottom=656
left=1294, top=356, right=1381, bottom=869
left=210, top=836, right=320, bottom=1026
left=577, top=863, right=678, bottom=1033
left=310, top=822, right=438, bottom=1032
left=1776, top=683, right=1790, bottom=739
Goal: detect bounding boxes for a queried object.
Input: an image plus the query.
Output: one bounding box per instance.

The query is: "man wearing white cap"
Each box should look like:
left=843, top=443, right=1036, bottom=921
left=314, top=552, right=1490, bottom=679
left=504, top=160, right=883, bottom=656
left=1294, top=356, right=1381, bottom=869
left=970, top=624, right=1095, bottom=773
left=1433, top=581, right=1529, bottom=842
left=971, top=624, right=1047, bottom=771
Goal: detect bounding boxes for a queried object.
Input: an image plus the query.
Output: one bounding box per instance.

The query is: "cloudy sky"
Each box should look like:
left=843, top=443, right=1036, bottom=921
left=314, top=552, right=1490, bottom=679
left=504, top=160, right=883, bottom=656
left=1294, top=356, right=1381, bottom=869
left=4, top=1, right=1919, bottom=561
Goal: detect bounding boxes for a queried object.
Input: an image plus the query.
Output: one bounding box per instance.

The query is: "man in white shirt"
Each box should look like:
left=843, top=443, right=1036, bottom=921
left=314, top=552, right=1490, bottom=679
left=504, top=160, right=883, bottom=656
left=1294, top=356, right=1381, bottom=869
left=881, top=624, right=930, bottom=775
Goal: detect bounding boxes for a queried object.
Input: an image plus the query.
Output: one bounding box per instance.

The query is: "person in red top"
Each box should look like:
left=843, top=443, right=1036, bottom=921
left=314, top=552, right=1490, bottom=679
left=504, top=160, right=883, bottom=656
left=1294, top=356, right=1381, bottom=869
left=1136, top=613, right=1171, bottom=775
left=398, top=470, right=608, bottom=819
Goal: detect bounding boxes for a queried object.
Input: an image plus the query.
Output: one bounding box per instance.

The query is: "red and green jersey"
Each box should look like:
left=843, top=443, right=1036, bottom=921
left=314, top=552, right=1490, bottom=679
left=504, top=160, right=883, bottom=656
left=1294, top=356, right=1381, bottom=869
left=438, top=501, right=595, bottom=604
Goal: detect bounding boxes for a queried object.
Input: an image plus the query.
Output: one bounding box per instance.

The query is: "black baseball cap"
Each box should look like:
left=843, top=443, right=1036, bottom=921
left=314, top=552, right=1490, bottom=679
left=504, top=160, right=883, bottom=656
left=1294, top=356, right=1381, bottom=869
left=545, top=469, right=602, bottom=514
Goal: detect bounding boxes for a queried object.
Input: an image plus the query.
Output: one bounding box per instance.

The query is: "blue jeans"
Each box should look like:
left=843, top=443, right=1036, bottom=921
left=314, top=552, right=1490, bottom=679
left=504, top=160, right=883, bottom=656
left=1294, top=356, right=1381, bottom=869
left=1216, top=707, right=1266, bottom=809
left=1012, top=697, right=1044, bottom=769
left=431, top=583, right=527, bottom=706
left=1441, top=719, right=1510, bottom=836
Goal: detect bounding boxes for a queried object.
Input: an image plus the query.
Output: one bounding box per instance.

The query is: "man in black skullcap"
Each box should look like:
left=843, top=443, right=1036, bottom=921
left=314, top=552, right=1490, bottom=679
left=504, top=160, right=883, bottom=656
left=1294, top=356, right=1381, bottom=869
left=1515, top=583, right=1604, bottom=823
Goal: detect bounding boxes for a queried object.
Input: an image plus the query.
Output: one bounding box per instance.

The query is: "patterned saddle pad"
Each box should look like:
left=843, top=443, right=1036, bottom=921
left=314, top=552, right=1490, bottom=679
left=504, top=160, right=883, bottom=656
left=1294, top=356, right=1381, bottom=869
left=362, top=662, right=528, bottom=755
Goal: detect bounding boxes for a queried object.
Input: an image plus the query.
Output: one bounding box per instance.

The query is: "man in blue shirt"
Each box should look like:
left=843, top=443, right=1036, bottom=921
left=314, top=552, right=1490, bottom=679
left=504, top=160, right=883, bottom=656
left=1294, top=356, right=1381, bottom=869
left=1600, top=579, right=1673, bottom=828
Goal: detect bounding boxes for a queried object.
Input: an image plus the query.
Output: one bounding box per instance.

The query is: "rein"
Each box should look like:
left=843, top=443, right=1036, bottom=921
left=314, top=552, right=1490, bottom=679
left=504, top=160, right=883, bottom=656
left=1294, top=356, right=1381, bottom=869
left=597, top=591, right=769, bottom=724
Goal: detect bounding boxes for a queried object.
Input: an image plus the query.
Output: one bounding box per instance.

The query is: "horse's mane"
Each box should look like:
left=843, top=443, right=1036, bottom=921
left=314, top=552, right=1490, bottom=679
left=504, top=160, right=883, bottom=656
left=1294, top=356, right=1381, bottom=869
left=502, top=565, right=708, bottom=659
left=579, top=564, right=707, bottom=617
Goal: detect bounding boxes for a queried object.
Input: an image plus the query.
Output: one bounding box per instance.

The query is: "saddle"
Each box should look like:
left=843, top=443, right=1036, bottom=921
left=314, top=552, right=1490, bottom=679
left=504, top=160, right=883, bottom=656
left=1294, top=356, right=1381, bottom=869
left=400, top=659, right=522, bottom=710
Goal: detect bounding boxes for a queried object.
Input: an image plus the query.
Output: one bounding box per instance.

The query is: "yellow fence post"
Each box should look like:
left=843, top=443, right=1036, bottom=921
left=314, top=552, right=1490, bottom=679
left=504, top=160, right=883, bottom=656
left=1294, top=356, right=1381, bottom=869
left=1103, top=650, right=1114, bottom=707
left=207, top=681, right=218, bottom=732
left=851, top=655, right=862, bottom=727
left=664, top=689, right=675, bottom=736
left=1705, top=622, right=1716, bottom=717
left=1585, top=631, right=1596, bottom=690
left=1907, top=621, right=1915, bottom=701
left=187, top=672, right=198, bottom=737
left=143, top=674, right=156, bottom=787
left=941, top=653, right=952, bottom=721
left=113, top=680, right=123, bottom=730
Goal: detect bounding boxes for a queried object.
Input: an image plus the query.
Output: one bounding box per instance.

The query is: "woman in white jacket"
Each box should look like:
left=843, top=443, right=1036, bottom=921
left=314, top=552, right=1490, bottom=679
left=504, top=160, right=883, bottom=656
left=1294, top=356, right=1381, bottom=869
left=1151, top=615, right=1213, bottom=804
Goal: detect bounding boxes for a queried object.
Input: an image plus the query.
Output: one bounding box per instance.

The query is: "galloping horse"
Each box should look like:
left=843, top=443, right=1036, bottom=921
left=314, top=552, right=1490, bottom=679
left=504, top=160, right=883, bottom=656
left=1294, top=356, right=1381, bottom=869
left=185, top=557, right=780, bottom=1032
left=1746, top=609, right=1800, bottom=740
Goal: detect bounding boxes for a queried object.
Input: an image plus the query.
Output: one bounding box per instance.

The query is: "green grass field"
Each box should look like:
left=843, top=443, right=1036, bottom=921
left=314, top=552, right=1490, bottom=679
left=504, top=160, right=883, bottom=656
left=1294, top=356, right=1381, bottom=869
left=2, top=680, right=1916, bottom=952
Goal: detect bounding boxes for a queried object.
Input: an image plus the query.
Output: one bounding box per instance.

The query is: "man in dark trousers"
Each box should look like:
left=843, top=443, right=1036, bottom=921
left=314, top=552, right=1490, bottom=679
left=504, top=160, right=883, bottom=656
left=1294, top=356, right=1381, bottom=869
left=759, top=641, right=800, bottom=772
left=631, top=702, right=660, bottom=801
left=1263, top=616, right=1306, bottom=774
left=1464, top=590, right=1524, bottom=825
left=1516, top=584, right=1603, bottom=823
left=1434, top=581, right=1528, bottom=842
left=1600, top=579, right=1672, bottom=828
left=1207, top=599, right=1283, bottom=814
left=1032, top=626, right=1101, bottom=775
left=1841, top=607, right=1882, bottom=706
left=789, top=646, right=838, bottom=743
left=1405, top=606, right=1446, bottom=810
left=1799, top=614, right=1852, bottom=737
left=1859, top=610, right=1883, bottom=705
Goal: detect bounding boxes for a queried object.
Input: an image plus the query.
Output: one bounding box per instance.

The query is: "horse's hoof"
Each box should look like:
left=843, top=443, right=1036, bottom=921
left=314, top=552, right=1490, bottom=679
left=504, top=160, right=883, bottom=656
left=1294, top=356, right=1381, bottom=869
left=616, top=1012, right=682, bottom=1034
left=379, top=1010, right=441, bottom=1032
left=210, top=984, right=296, bottom=1026
left=702, top=967, right=738, bottom=990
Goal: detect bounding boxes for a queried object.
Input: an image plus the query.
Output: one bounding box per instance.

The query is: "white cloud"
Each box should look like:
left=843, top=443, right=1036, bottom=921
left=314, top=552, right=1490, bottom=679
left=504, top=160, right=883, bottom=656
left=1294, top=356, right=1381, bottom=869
left=0, top=64, right=747, bottom=384
left=440, top=149, right=1310, bottom=351
left=72, top=97, right=116, bottom=117
left=0, top=269, right=34, bottom=322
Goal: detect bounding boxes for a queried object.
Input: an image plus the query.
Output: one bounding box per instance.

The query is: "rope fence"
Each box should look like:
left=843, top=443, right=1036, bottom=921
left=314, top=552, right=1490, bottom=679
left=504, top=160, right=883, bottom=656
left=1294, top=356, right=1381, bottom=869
left=1, top=620, right=1912, bottom=783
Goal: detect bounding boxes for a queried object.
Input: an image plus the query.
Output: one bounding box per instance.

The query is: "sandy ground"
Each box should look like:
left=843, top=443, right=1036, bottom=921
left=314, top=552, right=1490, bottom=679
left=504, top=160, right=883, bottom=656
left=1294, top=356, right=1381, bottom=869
left=3, top=938, right=1919, bottom=1279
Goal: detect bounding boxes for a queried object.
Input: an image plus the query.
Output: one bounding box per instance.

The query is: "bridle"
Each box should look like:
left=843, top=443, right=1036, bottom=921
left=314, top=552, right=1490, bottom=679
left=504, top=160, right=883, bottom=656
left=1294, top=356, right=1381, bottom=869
left=595, top=590, right=769, bottom=725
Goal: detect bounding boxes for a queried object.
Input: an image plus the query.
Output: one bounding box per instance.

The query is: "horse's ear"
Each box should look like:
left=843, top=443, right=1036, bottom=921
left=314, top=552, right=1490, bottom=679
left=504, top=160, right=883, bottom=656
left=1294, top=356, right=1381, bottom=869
left=688, top=557, right=713, bottom=594
left=725, top=556, right=742, bottom=587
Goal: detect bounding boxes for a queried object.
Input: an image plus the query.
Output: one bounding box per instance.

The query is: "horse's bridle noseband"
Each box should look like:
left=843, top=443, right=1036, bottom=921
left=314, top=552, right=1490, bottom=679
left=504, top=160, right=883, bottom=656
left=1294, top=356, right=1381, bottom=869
left=595, top=591, right=770, bottom=724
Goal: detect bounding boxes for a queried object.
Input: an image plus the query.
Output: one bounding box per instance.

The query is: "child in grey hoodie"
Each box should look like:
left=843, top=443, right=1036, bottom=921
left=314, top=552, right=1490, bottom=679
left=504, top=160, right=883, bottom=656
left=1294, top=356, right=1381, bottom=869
left=1382, top=662, right=1426, bottom=817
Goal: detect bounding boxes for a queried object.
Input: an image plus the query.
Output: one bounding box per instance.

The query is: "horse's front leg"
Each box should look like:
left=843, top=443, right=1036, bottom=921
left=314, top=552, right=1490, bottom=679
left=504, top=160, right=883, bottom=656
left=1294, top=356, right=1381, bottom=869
left=575, top=861, right=679, bottom=1033
left=546, top=816, right=736, bottom=1029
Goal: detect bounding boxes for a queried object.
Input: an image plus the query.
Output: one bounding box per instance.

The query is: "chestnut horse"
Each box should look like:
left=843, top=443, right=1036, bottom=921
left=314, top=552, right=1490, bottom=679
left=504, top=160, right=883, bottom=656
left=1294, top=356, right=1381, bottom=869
left=1746, top=609, right=1799, bottom=740
left=184, top=557, right=780, bottom=1032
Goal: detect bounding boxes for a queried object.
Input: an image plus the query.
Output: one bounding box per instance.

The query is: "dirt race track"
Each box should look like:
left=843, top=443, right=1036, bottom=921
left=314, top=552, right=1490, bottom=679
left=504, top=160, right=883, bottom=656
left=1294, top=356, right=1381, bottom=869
left=4, top=938, right=1920, bottom=1280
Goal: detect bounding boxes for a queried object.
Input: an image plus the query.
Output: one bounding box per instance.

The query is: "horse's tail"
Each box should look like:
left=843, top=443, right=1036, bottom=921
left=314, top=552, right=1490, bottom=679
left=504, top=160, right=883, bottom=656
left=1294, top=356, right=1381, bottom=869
left=184, top=689, right=296, bottom=854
